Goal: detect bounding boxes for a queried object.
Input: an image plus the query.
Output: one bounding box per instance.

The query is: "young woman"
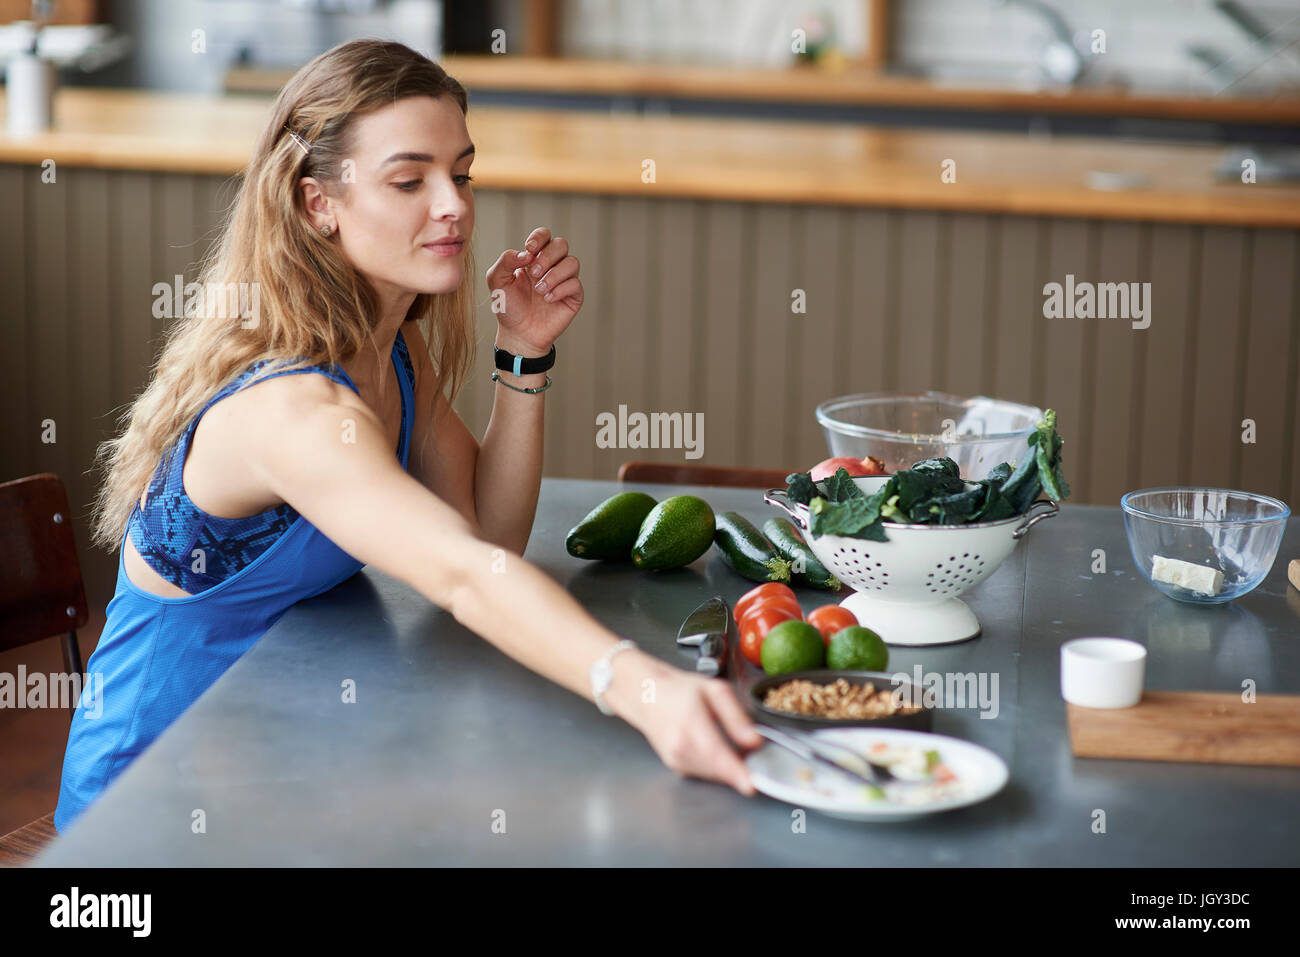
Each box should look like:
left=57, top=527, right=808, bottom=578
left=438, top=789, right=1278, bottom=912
left=55, top=39, right=759, bottom=833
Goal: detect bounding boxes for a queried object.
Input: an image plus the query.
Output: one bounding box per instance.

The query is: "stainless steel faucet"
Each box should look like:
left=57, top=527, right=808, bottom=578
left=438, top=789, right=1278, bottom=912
left=992, top=0, right=1087, bottom=85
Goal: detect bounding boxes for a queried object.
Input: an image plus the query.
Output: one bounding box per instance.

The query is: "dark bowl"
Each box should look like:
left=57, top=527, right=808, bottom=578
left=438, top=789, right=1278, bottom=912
left=746, top=669, right=933, bottom=732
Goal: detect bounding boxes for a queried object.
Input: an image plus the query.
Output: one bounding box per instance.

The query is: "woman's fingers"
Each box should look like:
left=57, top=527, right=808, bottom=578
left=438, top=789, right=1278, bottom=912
left=532, top=254, right=579, bottom=292
left=485, top=248, right=525, bottom=288
left=526, top=236, right=569, bottom=282
left=522, top=226, right=551, bottom=254
left=695, top=715, right=757, bottom=796
left=635, top=672, right=758, bottom=797
left=665, top=678, right=757, bottom=796
left=484, top=229, right=568, bottom=292
left=539, top=276, right=583, bottom=306
left=703, top=679, right=763, bottom=752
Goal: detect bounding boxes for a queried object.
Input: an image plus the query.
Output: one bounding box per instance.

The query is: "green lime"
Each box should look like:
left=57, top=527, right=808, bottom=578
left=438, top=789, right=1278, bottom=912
left=826, top=625, right=889, bottom=671
left=761, top=620, right=826, bottom=676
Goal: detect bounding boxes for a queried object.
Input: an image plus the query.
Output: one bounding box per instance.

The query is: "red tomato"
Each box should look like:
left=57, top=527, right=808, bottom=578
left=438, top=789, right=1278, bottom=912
left=806, top=605, right=860, bottom=646
left=737, top=595, right=802, bottom=639
left=739, top=605, right=801, bottom=666
left=740, top=593, right=802, bottom=626
left=739, top=629, right=765, bottom=668
left=733, top=582, right=797, bottom=624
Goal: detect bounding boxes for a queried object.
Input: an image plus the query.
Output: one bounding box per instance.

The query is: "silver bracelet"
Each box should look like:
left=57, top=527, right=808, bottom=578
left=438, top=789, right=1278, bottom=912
left=491, top=370, right=552, bottom=394
left=590, top=640, right=636, bottom=716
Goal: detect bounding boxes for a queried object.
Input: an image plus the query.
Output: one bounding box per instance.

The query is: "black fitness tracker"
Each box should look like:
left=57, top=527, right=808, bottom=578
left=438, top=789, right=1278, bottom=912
left=493, top=343, right=556, bottom=376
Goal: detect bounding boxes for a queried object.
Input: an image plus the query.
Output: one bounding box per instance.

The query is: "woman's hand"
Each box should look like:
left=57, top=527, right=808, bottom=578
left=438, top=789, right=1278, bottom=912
left=485, top=226, right=583, bottom=355
left=611, top=657, right=764, bottom=796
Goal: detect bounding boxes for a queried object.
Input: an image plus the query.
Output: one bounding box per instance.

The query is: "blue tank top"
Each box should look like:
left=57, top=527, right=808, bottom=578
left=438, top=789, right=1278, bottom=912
left=125, top=330, right=417, bottom=593
left=54, top=328, right=416, bottom=834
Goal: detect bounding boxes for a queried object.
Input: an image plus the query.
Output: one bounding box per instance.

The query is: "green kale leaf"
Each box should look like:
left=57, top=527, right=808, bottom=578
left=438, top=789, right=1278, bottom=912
left=823, top=466, right=867, bottom=503
left=784, top=471, right=819, bottom=507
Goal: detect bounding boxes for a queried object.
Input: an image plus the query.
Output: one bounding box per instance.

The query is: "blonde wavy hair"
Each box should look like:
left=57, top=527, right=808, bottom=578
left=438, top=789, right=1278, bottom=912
left=89, top=39, right=476, bottom=553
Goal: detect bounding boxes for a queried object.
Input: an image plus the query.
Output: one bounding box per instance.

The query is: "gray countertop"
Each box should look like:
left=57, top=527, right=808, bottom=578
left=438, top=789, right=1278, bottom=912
left=36, top=478, right=1300, bottom=866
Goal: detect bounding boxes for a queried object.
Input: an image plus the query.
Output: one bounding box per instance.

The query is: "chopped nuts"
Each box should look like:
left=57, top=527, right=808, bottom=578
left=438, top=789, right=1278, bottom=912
left=762, top=678, right=921, bottom=720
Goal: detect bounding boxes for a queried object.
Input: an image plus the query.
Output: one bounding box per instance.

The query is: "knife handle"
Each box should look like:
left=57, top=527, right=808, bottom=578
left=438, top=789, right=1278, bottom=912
left=697, top=634, right=726, bottom=677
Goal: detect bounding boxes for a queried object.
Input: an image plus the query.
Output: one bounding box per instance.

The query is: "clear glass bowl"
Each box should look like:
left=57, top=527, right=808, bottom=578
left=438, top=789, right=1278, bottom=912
left=815, top=392, right=1043, bottom=480
left=1121, top=488, right=1290, bottom=605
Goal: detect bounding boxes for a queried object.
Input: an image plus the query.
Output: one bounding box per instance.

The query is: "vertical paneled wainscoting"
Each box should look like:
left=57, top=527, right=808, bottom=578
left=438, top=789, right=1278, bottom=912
left=2, top=164, right=1297, bottom=603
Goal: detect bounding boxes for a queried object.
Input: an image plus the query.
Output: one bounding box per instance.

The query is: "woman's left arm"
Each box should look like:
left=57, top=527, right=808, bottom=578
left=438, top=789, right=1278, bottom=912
left=473, top=350, right=546, bottom=555
left=404, top=227, right=575, bottom=556
left=475, top=227, right=583, bottom=554
left=404, top=326, right=543, bottom=556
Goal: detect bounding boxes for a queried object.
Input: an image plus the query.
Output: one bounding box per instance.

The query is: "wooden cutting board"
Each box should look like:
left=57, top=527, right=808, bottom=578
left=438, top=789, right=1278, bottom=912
left=1066, top=692, right=1300, bottom=767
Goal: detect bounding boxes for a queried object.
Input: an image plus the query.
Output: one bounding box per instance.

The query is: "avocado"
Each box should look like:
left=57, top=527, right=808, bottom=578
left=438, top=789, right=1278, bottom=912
left=565, top=491, right=659, bottom=561
left=631, top=495, right=716, bottom=570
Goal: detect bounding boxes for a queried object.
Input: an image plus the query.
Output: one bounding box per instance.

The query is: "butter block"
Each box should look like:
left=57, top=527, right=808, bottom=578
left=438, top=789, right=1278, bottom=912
left=1151, top=555, right=1224, bottom=596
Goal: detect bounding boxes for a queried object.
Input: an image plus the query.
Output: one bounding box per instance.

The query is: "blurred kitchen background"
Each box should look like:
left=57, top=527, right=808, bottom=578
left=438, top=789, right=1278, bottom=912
left=2, top=1, right=1299, bottom=139
left=1, top=1, right=1299, bottom=744
left=4, top=0, right=1298, bottom=862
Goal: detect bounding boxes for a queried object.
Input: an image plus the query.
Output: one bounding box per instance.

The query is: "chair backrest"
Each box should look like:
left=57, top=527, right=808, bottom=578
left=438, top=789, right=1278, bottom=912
left=618, top=461, right=794, bottom=490
left=0, top=473, right=88, bottom=655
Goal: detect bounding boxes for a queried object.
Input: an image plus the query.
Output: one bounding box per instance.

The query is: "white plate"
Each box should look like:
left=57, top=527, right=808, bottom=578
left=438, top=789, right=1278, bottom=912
left=747, top=728, right=1009, bottom=822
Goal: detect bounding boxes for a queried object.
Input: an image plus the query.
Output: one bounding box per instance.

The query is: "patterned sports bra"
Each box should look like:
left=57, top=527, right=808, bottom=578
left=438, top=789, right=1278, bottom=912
left=126, top=329, right=417, bottom=595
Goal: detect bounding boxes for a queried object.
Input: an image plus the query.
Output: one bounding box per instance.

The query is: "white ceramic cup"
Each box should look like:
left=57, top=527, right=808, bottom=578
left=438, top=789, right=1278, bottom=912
left=1060, top=637, right=1146, bottom=708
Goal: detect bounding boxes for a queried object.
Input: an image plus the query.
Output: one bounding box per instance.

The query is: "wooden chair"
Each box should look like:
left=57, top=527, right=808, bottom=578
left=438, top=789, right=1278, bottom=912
left=618, top=461, right=794, bottom=489
left=0, top=814, right=57, bottom=868
left=0, top=473, right=90, bottom=866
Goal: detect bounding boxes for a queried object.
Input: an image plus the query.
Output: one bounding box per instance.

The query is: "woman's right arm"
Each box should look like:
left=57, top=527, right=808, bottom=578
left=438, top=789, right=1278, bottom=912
left=246, top=374, right=761, bottom=794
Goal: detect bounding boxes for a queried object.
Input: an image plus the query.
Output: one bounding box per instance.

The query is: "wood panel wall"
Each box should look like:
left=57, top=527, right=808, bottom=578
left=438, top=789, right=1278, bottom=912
left=2, top=164, right=1297, bottom=604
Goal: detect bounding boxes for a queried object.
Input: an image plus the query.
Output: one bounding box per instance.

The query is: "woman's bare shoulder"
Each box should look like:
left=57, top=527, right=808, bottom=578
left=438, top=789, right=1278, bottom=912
left=185, top=366, right=375, bottom=518
left=219, top=365, right=370, bottom=421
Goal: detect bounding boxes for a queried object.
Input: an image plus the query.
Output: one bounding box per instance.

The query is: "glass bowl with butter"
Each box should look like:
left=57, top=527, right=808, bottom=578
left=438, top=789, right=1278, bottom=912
left=1121, top=488, right=1289, bottom=605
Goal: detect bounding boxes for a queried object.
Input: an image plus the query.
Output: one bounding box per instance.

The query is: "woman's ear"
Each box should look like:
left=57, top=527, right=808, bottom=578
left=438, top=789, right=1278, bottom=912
left=298, top=176, right=337, bottom=235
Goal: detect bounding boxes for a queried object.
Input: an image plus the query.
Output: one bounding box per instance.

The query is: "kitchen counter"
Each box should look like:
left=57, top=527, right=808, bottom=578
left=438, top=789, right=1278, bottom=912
left=2, top=88, right=1298, bottom=226
left=34, top=478, right=1300, bottom=866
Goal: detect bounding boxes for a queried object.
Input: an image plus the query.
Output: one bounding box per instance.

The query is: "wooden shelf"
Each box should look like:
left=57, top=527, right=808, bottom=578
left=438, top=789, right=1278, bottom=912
left=2, top=88, right=1298, bottom=226
left=226, top=55, right=1300, bottom=126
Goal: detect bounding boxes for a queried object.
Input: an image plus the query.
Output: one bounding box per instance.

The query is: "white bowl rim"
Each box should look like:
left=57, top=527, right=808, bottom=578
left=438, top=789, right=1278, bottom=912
left=1120, top=486, right=1290, bottom=527
left=1061, top=637, right=1147, bottom=662
left=815, top=391, right=1043, bottom=444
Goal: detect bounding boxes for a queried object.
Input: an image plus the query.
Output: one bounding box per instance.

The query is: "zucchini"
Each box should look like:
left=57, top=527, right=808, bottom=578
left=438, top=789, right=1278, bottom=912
left=713, top=512, right=792, bottom=584
left=763, top=517, right=842, bottom=591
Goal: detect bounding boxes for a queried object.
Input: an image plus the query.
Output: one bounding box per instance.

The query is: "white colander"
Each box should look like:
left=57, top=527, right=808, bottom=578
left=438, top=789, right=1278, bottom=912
left=764, top=476, right=1058, bottom=645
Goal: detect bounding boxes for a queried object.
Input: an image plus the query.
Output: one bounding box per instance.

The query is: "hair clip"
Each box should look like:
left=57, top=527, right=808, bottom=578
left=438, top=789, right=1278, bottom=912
left=284, top=125, right=312, bottom=155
